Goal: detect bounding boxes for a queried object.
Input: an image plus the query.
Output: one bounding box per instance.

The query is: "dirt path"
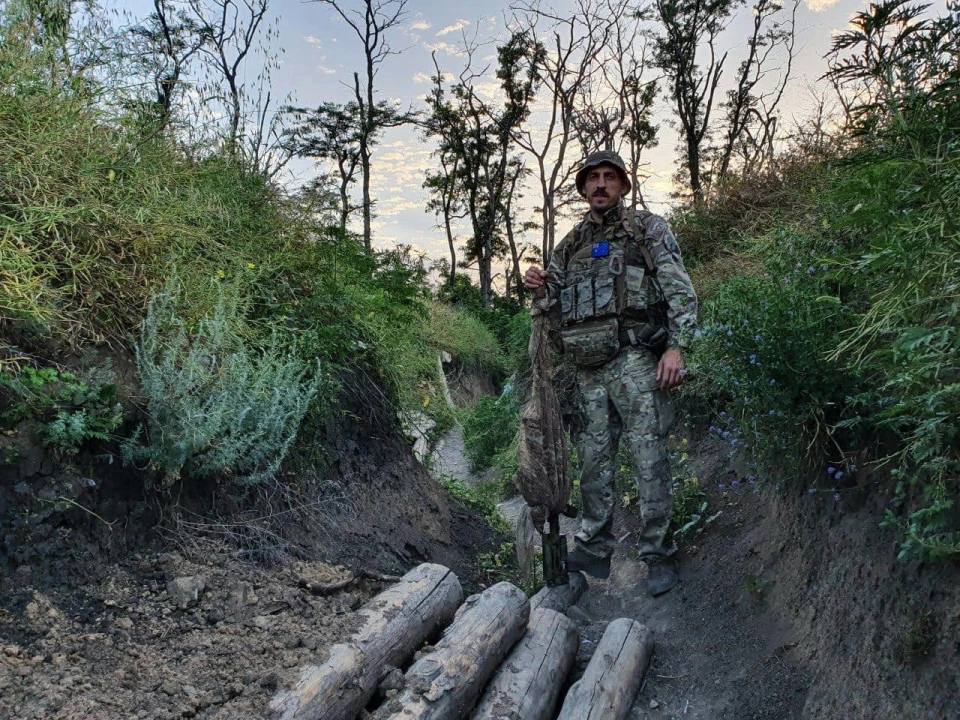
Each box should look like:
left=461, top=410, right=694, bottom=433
left=430, top=417, right=810, bottom=719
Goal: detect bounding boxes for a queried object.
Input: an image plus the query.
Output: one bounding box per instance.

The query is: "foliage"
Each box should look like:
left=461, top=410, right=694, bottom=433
left=685, top=0, right=960, bottom=560
left=461, top=389, right=523, bottom=474
left=438, top=474, right=510, bottom=534
left=126, top=279, right=320, bottom=487
left=0, top=364, right=123, bottom=454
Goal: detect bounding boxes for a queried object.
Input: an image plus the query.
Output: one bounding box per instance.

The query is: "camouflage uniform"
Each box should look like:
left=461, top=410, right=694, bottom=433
left=542, top=202, right=697, bottom=563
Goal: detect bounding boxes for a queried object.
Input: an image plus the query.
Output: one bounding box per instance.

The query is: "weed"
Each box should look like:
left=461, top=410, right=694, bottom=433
left=438, top=474, right=510, bottom=534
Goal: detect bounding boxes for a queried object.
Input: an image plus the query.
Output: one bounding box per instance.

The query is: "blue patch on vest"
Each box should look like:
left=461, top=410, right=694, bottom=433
left=591, top=241, right=610, bottom=257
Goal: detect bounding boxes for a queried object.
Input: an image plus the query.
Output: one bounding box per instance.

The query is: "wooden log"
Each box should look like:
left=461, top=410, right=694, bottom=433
left=470, top=608, right=579, bottom=720
left=555, top=618, right=653, bottom=720
left=529, top=571, right=587, bottom=613
left=375, top=581, right=530, bottom=720
left=268, top=563, right=463, bottom=720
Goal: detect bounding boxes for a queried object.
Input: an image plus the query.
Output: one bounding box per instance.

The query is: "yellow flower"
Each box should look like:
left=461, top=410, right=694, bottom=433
left=681, top=453, right=689, bottom=461
left=216, top=269, right=225, bottom=279
left=682, top=438, right=688, bottom=445
left=669, top=434, right=676, bottom=440
left=247, top=263, right=256, bottom=269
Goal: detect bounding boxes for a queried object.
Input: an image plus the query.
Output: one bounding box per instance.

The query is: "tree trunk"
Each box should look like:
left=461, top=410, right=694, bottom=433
left=268, top=564, right=463, bottom=720
left=471, top=608, right=579, bottom=720
left=529, top=571, right=587, bottom=613
left=555, top=618, right=653, bottom=720
left=374, top=582, right=530, bottom=719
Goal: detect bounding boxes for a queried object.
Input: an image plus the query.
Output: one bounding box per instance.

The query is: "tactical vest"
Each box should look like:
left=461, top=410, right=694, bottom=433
left=558, top=211, right=660, bottom=329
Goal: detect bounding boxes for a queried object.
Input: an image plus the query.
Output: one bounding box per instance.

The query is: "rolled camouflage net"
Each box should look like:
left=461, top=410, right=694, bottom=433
left=515, top=299, right=572, bottom=520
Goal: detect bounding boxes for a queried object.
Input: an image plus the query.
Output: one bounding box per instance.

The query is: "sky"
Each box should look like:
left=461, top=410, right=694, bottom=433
left=128, top=0, right=874, bottom=263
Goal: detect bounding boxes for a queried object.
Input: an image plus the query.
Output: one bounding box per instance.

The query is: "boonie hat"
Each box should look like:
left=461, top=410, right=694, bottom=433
left=575, top=150, right=632, bottom=196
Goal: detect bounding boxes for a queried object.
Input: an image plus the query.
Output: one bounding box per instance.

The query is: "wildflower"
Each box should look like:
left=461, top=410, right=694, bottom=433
left=827, top=466, right=836, bottom=475
left=850, top=464, right=857, bottom=472
left=247, top=262, right=256, bottom=269
left=807, top=267, right=815, bottom=274
left=731, top=480, right=740, bottom=487
left=769, top=409, right=775, bottom=415
left=769, top=379, right=776, bottom=385
left=682, top=438, right=688, bottom=445
left=755, top=334, right=761, bottom=341
left=743, top=319, right=749, bottom=326
left=720, top=411, right=727, bottom=417
left=835, top=471, right=844, bottom=480
left=718, top=483, right=726, bottom=490
left=727, top=330, right=733, bottom=337
left=833, top=493, right=841, bottom=502
left=216, top=269, right=226, bottom=279
left=748, top=476, right=756, bottom=484
left=681, top=453, right=689, bottom=460
left=722, top=431, right=730, bottom=438
left=807, top=488, right=816, bottom=495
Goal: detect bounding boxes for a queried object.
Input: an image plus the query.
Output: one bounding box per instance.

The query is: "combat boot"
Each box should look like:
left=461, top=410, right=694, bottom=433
left=567, top=548, right=611, bottom=579
left=646, top=558, right=678, bottom=596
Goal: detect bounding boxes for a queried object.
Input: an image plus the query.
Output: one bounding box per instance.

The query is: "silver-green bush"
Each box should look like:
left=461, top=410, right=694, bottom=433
left=127, top=279, right=319, bottom=487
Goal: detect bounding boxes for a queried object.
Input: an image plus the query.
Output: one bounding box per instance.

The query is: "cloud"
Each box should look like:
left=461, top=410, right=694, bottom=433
left=413, top=72, right=432, bottom=84
left=304, top=36, right=323, bottom=50
left=807, top=0, right=839, bottom=11
left=423, top=41, right=464, bottom=57
left=318, top=65, right=336, bottom=76
left=410, top=20, right=431, bottom=31
left=436, top=19, right=470, bottom=36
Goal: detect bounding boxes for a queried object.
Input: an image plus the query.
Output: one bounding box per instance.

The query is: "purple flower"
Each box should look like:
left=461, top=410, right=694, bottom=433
left=833, top=493, right=841, bottom=502
left=808, top=488, right=817, bottom=495
left=769, top=379, right=776, bottom=385
left=769, top=410, right=776, bottom=415
left=808, top=267, right=815, bottom=274
left=748, top=476, right=756, bottom=484
left=755, top=334, right=761, bottom=341
left=722, top=431, right=730, bottom=438
left=835, top=471, right=844, bottom=480
left=727, top=330, right=733, bottom=337
left=850, top=464, right=857, bottom=472
left=718, top=483, right=726, bottom=490
left=731, top=480, right=740, bottom=487
left=827, top=466, right=836, bottom=475
left=720, top=411, right=727, bottom=417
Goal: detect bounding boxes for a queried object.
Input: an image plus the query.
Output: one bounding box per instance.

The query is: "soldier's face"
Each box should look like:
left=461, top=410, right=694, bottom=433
left=583, top=164, right=626, bottom=213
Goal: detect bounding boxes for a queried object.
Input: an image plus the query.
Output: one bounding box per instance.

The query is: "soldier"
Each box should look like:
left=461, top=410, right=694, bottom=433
left=523, top=150, right=697, bottom=596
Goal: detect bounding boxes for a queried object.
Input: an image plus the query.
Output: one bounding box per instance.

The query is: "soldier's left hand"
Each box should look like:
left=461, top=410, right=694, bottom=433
left=657, top=348, right=686, bottom=391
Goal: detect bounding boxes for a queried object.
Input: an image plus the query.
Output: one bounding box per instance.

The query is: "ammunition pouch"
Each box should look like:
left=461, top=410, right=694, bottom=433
left=559, top=317, right=620, bottom=368
left=619, top=323, right=668, bottom=358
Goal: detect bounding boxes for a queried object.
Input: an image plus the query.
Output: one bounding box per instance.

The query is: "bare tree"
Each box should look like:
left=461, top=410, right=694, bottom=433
left=186, top=0, right=290, bottom=176
left=509, top=0, right=629, bottom=261
left=649, top=0, right=742, bottom=205
left=713, top=0, right=798, bottom=183
left=423, top=152, right=466, bottom=287
left=571, top=6, right=659, bottom=210
left=310, top=0, right=410, bottom=250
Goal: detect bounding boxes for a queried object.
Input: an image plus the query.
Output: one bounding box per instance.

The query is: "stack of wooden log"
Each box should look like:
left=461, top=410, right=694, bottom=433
left=267, top=563, right=653, bottom=720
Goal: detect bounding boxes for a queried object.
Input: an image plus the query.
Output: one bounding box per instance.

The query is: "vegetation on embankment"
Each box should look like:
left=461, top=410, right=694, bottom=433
left=0, top=11, right=509, bottom=494
left=678, top=3, right=959, bottom=561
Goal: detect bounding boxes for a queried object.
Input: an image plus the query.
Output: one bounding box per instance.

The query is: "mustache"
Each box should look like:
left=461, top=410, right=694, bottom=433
left=592, top=190, right=609, bottom=197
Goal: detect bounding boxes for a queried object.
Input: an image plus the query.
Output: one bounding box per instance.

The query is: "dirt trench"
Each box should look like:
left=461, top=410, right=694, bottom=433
left=432, top=401, right=958, bottom=720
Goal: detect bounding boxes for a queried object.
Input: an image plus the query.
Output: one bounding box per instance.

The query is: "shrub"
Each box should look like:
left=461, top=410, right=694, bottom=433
left=126, top=280, right=320, bottom=487
left=461, top=389, right=522, bottom=474
left=0, top=364, right=123, bottom=453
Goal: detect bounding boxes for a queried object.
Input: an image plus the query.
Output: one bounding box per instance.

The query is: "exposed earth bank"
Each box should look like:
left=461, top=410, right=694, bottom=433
left=1, top=368, right=957, bottom=719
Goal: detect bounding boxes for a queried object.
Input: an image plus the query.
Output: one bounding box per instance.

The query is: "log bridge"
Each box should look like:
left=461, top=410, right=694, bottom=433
left=266, top=563, right=653, bottom=720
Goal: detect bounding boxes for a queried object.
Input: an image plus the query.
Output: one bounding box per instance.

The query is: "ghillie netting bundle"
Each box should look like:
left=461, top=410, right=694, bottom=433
left=515, top=299, right=572, bottom=524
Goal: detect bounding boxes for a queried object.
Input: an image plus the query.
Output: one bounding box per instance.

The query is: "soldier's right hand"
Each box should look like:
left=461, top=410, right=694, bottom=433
left=523, top=266, right=548, bottom=291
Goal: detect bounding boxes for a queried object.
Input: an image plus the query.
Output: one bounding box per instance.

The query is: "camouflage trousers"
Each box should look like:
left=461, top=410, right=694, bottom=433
left=572, top=345, right=675, bottom=563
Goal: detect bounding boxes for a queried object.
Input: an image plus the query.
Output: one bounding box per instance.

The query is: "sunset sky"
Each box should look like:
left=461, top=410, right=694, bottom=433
left=130, top=0, right=870, bottom=262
